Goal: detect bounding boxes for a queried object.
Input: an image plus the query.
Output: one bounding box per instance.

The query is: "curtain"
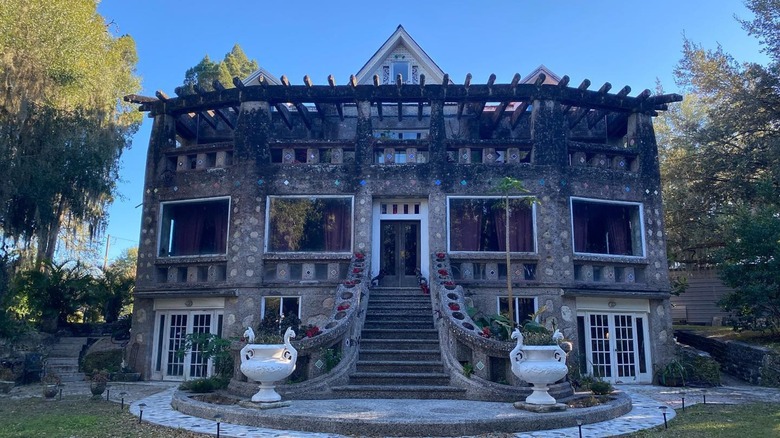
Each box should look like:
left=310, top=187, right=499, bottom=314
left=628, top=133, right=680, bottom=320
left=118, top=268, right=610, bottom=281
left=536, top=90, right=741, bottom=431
left=452, top=200, right=482, bottom=250
left=172, top=208, right=204, bottom=255
left=573, top=203, right=589, bottom=253
left=324, top=201, right=351, bottom=251
left=495, top=202, right=533, bottom=252
left=606, top=206, right=630, bottom=255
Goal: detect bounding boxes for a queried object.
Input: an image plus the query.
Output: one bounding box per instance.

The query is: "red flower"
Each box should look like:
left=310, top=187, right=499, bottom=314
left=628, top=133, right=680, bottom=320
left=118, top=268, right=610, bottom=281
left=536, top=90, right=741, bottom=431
left=337, top=303, right=350, bottom=311
left=438, top=269, right=449, bottom=276
left=448, top=303, right=460, bottom=311
left=420, top=284, right=430, bottom=295
left=305, top=326, right=321, bottom=338
left=344, top=280, right=355, bottom=286
left=355, top=252, right=365, bottom=259
left=481, top=327, right=491, bottom=338
left=436, top=252, right=446, bottom=259
left=353, top=268, right=362, bottom=274
left=444, top=281, right=455, bottom=287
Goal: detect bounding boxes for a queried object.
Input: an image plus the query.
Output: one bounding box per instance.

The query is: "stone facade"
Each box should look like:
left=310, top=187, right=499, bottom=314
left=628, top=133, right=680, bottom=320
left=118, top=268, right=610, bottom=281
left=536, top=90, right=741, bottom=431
left=126, top=27, right=680, bottom=387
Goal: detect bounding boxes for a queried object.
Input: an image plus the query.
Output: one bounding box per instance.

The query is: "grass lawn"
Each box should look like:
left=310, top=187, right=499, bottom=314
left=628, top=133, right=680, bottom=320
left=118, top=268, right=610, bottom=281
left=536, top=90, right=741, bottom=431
left=0, top=396, right=208, bottom=438
left=674, top=324, right=780, bottom=353
left=628, top=402, right=780, bottom=437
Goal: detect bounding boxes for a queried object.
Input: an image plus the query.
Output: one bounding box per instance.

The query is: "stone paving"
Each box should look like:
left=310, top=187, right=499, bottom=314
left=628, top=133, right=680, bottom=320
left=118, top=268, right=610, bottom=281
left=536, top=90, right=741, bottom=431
left=4, top=378, right=780, bottom=437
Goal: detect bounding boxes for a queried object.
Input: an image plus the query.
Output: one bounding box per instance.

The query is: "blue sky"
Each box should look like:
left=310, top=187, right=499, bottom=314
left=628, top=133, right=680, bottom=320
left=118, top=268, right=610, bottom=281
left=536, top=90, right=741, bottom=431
left=96, top=0, right=767, bottom=261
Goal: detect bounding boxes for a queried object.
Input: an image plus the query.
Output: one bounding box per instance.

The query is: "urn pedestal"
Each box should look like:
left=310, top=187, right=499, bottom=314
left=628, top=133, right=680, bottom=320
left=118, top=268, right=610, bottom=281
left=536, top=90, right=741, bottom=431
left=509, top=329, right=568, bottom=405
left=239, top=328, right=297, bottom=403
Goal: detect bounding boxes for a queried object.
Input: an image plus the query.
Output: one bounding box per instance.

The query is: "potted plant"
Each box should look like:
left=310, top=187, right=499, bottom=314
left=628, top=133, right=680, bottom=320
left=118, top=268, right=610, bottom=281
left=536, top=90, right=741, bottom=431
left=89, top=369, right=109, bottom=398
left=239, top=326, right=297, bottom=403
left=42, top=372, right=61, bottom=399
left=509, top=321, right=568, bottom=406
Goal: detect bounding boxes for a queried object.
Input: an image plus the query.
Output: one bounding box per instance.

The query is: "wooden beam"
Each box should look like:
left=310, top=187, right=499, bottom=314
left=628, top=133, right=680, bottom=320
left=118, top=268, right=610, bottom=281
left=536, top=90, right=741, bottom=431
left=281, top=75, right=290, bottom=87
left=418, top=102, right=424, bottom=121
left=155, top=90, right=169, bottom=102
left=303, top=75, right=313, bottom=88
left=492, top=101, right=510, bottom=128
left=212, top=80, right=226, bottom=91
left=328, top=75, right=336, bottom=87
left=327, top=75, right=343, bottom=121
left=373, top=74, right=380, bottom=87
left=472, top=101, right=486, bottom=118
left=294, top=103, right=313, bottom=130
left=568, top=107, right=590, bottom=129
left=458, top=73, right=471, bottom=119
left=213, top=107, right=235, bottom=129
left=396, top=74, right=403, bottom=90
left=275, top=103, right=293, bottom=130
left=557, top=75, right=570, bottom=88
left=349, top=75, right=357, bottom=88
left=487, top=73, right=496, bottom=94
left=442, top=73, right=449, bottom=86
left=533, top=73, right=546, bottom=87
left=376, top=100, right=383, bottom=121
left=175, top=113, right=197, bottom=139
left=232, top=77, right=245, bottom=89
left=562, top=79, right=590, bottom=113
left=124, top=94, right=157, bottom=104
left=398, top=101, right=403, bottom=121
left=304, top=75, right=326, bottom=120
left=419, top=74, right=425, bottom=90
left=510, top=101, right=531, bottom=129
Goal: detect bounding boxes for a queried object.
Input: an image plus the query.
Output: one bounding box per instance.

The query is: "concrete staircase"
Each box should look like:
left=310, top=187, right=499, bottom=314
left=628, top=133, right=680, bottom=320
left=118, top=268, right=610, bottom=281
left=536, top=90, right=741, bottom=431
left=333, top=287, right=465, bottom=399
left=45, top=337, right=89, bottom=382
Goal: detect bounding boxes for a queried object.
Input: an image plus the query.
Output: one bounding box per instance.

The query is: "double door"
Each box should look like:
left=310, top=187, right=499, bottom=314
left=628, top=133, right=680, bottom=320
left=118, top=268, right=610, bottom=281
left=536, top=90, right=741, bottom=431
left=379, top=220, right=420, bottom=287
left=584, top=312, right=650, bottom=383
left=153, top=311, right=221, bottom=380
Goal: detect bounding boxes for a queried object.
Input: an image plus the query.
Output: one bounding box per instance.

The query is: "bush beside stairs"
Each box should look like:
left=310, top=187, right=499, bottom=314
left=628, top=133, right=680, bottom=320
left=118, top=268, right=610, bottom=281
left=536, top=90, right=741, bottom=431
left=332, top=287, right=466, bottom=399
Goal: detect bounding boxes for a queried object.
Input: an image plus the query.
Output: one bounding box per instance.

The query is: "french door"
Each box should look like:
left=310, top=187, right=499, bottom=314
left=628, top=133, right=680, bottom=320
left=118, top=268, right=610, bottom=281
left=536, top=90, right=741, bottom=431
left=153, top=311, right=222, bottom=380
left=584, top=312, right=650, bottom=383
left=379, top=220, right=420, bottom=287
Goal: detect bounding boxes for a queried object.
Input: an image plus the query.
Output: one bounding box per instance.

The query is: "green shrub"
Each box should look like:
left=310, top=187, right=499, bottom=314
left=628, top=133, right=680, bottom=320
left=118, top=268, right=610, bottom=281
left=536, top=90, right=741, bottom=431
left=81, top=350, right=122, bottom=373
left=656, top=351, right=721, bottom=387
left=179, top=376, right=229, bottom=393
left=589, top=380, right=614, bottom=395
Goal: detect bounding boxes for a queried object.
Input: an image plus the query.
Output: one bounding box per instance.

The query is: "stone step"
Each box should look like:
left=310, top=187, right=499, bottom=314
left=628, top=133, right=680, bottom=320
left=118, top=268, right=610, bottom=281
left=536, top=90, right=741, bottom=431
left=58, top=372, right=87, bottom=383
left=365, top=308, right=434, bottom=318
left=361, top=328, right=438, bottom=340
left=45, top=357, right=79, bottom=366
left=331, top=384, right=467, bottom=400
left=355, top=360, right=444, bottom=373
left=359, top=339, right=440, bottom=351
left=369, top=295, right=431, bottom=303
left=357, top=349, right=442, bottom=362
left=348, top=371, right=451, bottom=386
left=363, top=320, right=435, bottom=330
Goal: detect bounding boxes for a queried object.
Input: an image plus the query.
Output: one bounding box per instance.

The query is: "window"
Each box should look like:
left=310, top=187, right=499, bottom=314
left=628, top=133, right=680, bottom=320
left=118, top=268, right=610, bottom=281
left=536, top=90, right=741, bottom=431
left=571, top=198, right=643, bottom=256
left=391, top=62, right=410, bottom=83
left=267, top=196, right=353, bottom=252
left=262, top=296, right=301, bottom=319
left=448, top=197, right=535, bottom=252
left=498, top=297, right=537, bottom=325
left=158, top=198, right=229, bottom=257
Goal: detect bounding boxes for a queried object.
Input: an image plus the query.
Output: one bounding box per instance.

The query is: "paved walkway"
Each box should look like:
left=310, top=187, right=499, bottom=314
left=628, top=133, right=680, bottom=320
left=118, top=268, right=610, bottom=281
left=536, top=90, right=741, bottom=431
left=4, top=378, right=780, bottom=437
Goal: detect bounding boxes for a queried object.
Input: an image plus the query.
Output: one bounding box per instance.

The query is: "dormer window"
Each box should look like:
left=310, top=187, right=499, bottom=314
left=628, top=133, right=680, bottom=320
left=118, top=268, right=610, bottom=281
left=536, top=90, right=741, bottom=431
left=392, top=62, right=410, bottom=83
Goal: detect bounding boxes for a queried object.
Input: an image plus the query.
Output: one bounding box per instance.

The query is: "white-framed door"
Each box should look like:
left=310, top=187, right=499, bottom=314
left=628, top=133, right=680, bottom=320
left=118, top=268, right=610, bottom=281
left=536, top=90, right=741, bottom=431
left=151, top=309, right=223, bottom=381
left=371, top=199, right=429, bottom=284
left=580, top=311, right=651, bottom=383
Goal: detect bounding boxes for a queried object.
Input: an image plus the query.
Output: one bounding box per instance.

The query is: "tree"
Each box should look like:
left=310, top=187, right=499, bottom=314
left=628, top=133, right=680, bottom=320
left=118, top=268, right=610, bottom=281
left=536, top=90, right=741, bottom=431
left=90, top=248, right=136, bottom=323
left=10, top=260, right=94, bottom=332
left=176, top=44, right=259, bottom=95
left=657, top=0, right=780, bottom=333
left=0, top=0, right=141, bottom=266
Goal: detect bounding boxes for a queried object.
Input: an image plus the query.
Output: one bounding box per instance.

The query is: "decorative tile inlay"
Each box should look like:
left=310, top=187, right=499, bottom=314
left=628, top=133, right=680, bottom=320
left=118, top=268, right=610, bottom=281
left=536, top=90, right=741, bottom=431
left=257, top=179, right=263, bottom=185
left=315, top=359, right=324, bottom=369
left=476, top=361, right=485, bottom=371
left=435, top=179, right=441, bottom=185
left=360, top=180, right=367, bottom=186
left=284, top=180, right=290, bottom=185
left=460, top=180, right=467, bottom=186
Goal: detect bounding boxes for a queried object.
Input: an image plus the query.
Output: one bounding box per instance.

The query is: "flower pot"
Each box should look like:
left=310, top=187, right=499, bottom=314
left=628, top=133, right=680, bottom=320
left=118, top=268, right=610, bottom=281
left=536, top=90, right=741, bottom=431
left=509, top=329, right=568, bottom=405
left=90, top=381, right=107, bottom=397
left=42, top=384, right=58, bottom=399
left=239, top=327, right=297, bottom=403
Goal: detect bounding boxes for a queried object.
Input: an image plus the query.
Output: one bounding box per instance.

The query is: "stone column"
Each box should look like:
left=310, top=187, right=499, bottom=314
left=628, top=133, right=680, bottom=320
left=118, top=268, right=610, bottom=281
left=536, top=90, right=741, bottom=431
left=530, top=99, right=567, bottom=167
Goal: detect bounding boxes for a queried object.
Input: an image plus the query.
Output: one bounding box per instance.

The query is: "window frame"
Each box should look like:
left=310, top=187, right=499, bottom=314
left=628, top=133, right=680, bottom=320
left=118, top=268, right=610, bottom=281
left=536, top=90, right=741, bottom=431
left=264, top=195, right=355, bottom=254
left=569, top=197, right=645, bottom=258
left=261, top=296, right=302, bottom=320
left=391, top=61, right=410, bottom=83
left=157, top=196, right=231, bottom=258
left=446, top=196, right=537, bottom=254
left=496, top=296, right=538, bottom=326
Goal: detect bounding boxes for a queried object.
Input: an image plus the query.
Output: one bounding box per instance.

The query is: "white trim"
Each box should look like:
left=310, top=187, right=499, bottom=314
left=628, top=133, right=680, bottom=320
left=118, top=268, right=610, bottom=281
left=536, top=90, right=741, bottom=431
left=150, top=309, right=222, bottom=381
left=569, top=196, right=646, bottom=258
left=157, top=196, right=231, bottom=258
left=153, top=297, right=225, bottom=311
left=575, top=297, right=650, bottom=313
left=371, top=198, right=429, bottom=280
left=264, top=195, right=355, bottom=254
left=578, top=310, right=652, bottom=384
left=496, top=296, right=539, bottom=325
left=261, top=296, right=302, bottom=319
left=446, top=196, right=538, bottom=254
left=355, top=26, right=446, bottom=85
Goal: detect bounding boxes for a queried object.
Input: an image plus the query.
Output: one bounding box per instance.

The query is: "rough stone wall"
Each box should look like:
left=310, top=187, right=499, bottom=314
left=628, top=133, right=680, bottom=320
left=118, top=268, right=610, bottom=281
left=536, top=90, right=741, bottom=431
left=675, top=330, right=780, bottom=386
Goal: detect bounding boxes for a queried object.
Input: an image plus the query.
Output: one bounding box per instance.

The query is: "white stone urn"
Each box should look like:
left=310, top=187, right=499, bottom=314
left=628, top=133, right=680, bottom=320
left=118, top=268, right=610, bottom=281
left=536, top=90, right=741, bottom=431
left=509, top=328, right=568, bottom=405
left=239, top=327, right=297, bottom=403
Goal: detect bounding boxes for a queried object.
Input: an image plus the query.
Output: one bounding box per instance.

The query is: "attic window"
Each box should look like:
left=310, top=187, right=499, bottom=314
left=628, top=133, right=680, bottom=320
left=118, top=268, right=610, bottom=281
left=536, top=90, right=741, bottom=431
left=392, top=62, right=410, bottom=83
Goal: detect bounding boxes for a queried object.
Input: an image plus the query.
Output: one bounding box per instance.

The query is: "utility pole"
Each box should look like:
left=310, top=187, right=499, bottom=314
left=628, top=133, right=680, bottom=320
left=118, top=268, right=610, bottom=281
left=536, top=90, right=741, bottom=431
left=103, top=234, right=111, bottom=270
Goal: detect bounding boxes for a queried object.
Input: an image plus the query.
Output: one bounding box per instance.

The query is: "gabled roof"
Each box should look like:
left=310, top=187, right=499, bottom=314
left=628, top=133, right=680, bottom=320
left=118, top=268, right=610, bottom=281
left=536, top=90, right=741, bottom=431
left=521, top=65, right=562, bottom=85
left=355, top=25, right=448, bottom=84
left=243, top=66, right=281, bottom=86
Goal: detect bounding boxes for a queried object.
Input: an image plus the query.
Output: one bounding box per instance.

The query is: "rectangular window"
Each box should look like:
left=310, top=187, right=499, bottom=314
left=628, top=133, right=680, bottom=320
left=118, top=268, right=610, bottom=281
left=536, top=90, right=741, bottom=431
left=159, top=198, right=229, bottom=257
left=267, top=196, right=353, bottom=252
left=262, top=296, right=301, bottom=319
left=448, top=197, right=535, bottom=252
left=571, top=198, right=643, bottom=256
left=498, top=297, right=537, bottom=325
left=391, top=62, right=410, bottom=83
